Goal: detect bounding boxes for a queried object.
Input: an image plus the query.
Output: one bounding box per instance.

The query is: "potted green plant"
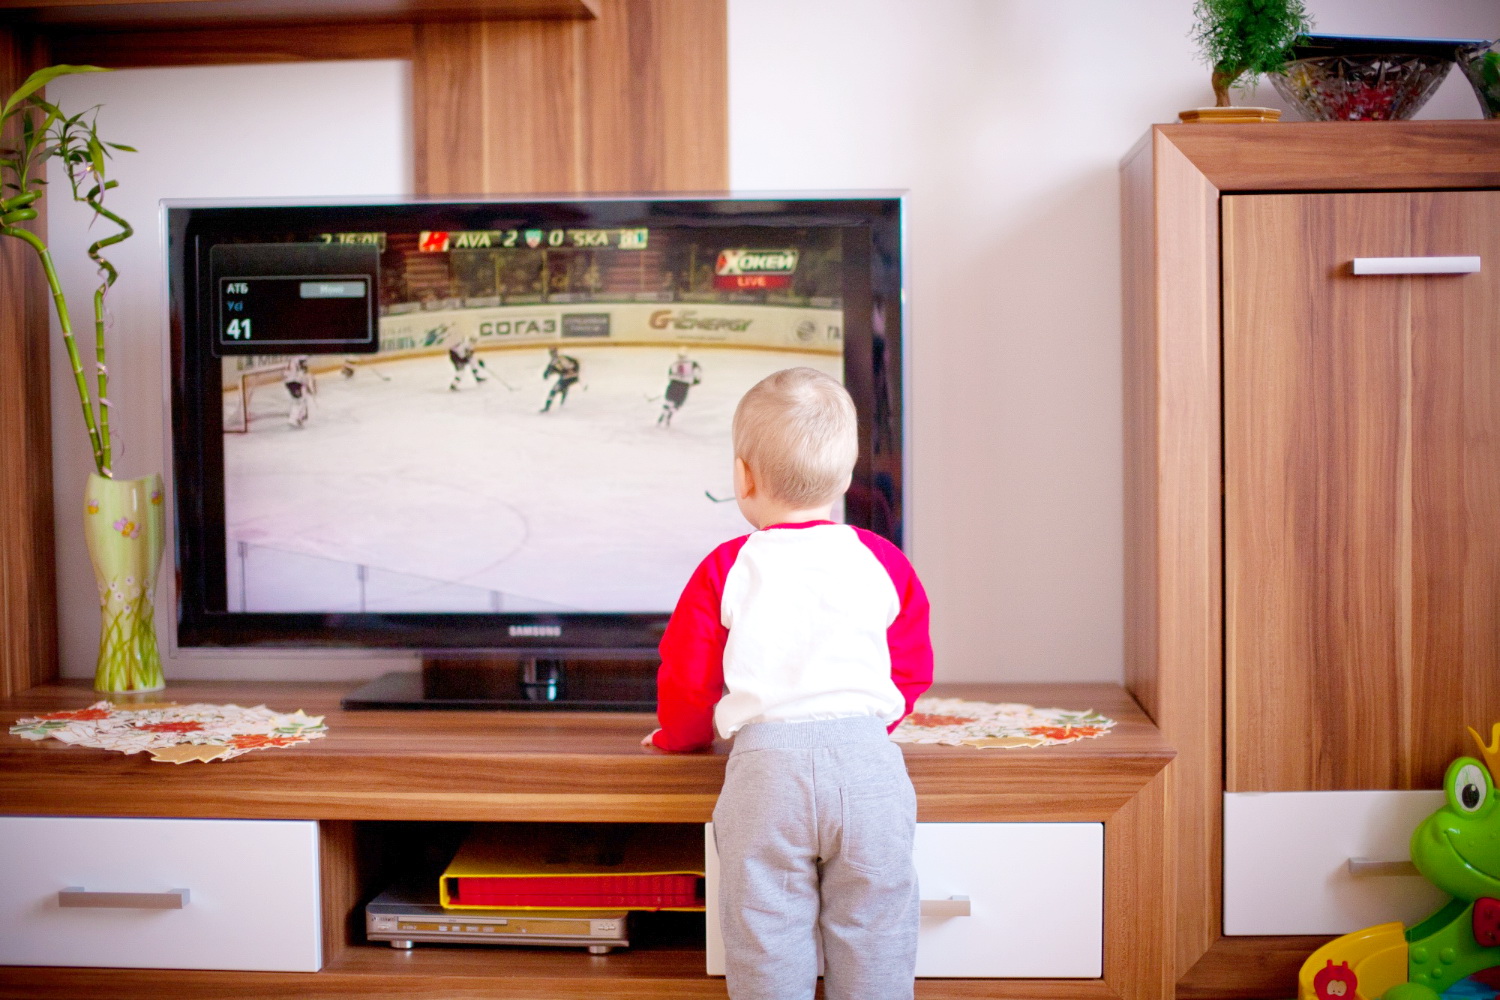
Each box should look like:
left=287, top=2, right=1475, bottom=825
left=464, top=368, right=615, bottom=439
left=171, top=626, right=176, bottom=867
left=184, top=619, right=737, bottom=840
left=1, top=64, right=164, bottom=694
left=1184, top=0, right=1314, bottom=121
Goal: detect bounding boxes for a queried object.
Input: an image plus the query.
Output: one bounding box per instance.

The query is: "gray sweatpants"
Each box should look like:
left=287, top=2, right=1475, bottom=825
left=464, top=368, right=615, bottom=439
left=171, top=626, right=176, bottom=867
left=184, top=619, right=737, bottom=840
left=712, top=715, right=919, bottom=1000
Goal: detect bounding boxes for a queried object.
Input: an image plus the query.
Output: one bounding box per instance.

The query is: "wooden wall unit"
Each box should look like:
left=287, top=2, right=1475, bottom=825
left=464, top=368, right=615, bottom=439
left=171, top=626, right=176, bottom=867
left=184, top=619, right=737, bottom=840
left=0, top=25, right=58, bottom=698
left=1122, top=122, right=1500, bottom=999
left=412, top=0, right=728, bottom=197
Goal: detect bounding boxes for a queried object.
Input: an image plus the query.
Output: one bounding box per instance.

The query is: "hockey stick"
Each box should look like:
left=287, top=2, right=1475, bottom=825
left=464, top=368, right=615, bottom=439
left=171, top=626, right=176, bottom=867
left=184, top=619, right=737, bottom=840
left=644, top=392, right=662, bottom=402
left=366, top=365, right=392, bottom=382
left=704, top=490, right=737, bottom=503
left=475, top=358, right=517, bottom=391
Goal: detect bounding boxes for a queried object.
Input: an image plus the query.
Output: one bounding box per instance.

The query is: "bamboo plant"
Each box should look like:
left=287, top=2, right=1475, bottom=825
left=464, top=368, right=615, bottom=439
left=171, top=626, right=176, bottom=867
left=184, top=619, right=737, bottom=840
left=1192, top=0, right=1315, bottom=107
left=1, top=64, right=134, bottom=478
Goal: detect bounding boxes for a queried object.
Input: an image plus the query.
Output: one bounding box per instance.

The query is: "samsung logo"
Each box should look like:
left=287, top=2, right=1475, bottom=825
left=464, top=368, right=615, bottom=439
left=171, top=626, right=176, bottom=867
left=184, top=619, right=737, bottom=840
left=509, top=625, right=562, bottom=637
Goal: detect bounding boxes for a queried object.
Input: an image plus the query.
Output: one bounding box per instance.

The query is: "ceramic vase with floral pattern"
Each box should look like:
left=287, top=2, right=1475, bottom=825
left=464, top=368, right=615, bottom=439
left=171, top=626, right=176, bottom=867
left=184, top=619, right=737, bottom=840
left=83, top=472, right=166, bottom=693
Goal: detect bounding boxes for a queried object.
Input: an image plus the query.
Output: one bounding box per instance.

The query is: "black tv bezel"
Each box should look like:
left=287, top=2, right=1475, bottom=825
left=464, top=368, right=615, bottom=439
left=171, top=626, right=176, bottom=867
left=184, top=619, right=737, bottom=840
left=167, top=194, right=906, bottom=656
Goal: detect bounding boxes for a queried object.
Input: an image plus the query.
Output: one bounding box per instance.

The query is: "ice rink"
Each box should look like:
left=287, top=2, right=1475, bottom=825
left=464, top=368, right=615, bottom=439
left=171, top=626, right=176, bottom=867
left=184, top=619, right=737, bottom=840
left=224, top=345, right=842, bottom=613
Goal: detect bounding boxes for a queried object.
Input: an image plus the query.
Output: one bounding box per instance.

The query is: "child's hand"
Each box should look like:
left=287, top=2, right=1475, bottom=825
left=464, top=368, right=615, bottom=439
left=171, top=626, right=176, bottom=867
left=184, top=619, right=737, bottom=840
left=641, top=729, right=662, bottom=749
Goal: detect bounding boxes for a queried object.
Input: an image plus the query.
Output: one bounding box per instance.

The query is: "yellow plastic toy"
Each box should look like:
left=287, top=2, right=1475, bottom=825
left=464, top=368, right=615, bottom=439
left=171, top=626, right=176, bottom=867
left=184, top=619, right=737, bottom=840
left=1298, top=725, right=1500, bottom=1000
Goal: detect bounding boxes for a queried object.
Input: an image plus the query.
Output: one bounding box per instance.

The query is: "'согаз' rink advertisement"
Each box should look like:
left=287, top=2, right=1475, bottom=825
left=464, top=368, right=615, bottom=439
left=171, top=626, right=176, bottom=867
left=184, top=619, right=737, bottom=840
left=220, top=301, right=841, bottom=383
left=375, top=300, right=842, bottom=359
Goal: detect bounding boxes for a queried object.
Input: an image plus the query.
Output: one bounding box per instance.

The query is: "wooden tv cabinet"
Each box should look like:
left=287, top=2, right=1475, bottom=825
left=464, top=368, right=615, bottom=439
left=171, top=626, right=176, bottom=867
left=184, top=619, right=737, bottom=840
left=0, top=680, right=1173, bottom=999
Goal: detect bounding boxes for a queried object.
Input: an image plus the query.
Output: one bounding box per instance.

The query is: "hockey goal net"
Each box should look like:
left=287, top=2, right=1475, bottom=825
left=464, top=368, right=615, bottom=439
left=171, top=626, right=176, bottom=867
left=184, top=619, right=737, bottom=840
left=222, top=364, right=317, bottom=433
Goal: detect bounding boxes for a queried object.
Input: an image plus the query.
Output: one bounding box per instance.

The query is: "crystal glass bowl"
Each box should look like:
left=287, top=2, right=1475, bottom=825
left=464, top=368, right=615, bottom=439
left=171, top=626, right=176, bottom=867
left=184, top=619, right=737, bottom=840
left=1271, top=52, right=1453, bottom=121
left=1457, top=42, right=1500, bottom=118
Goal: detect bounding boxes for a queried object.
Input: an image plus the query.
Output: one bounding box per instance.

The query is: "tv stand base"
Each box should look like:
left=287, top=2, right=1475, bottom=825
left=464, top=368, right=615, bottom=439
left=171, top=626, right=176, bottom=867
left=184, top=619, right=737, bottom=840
left=341, top=659, right=657, bottom=711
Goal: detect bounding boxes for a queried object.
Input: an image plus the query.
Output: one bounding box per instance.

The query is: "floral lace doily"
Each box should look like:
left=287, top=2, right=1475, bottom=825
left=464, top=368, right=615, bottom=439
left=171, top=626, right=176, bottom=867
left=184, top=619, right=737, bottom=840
left=891, top=697, right=1115, bottom=749
left=8, top=701, right=328, bottom=763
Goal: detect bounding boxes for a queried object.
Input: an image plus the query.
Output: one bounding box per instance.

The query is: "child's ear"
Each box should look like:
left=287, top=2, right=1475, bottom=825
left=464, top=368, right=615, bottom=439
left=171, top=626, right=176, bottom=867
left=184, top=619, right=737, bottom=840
left=734, top=457, right=755, bottom=498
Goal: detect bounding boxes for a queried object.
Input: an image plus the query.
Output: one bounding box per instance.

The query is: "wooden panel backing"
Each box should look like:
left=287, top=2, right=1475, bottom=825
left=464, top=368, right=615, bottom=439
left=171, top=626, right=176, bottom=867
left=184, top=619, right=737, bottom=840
left=412, top=0, right=728, bottom=197
left=1162, top=122, right=1500, bottom=192
left=0, top=0, right=600, bottom=30
left=1104, top=768, right=1172, bottom=1000
left=49, top=21, right=416, bottom=65
left=1224, top=191, right=1500, bottom=792
left=1135, top=130, right=1223, bottom=978
left=0, top=962, right=1120, bottom=1000
left=1176, top=934, right=1331, bottom=1000
left=1406, top=190, right=1500, bottom=787
left=1224, top=192, right=1411, bottom=791
left=318, top=820, right=361, bottom=967
left=1120, top=131, right=1158, bottom=724
left=0, top=25, right=58, bottom=697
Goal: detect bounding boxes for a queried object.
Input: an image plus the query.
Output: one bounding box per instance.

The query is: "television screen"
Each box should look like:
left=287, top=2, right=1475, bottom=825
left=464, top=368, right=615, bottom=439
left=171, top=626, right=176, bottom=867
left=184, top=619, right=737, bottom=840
left=168, top=196, right=904, bottom=657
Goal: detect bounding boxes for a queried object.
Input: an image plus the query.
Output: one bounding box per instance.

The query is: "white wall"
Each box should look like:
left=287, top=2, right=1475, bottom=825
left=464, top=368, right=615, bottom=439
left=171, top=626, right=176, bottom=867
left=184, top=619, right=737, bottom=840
left=47, top=61, right=414, bottom=680
left=44, top=4, right=1496, bottom=682
left=728, top=0, right=1497, bottom=682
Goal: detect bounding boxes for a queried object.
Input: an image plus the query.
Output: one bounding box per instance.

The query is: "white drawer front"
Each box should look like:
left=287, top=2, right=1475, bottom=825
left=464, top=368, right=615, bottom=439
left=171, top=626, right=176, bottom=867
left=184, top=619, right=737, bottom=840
left=0, top=816, right=322, bottom=971
left=1224, top=791, right=1449, bottom=935
left=706, top=821, right=1103, bottom=978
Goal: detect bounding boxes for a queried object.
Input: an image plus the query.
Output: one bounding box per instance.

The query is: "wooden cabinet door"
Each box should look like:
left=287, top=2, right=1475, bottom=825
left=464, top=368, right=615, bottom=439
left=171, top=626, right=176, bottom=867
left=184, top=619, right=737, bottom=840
left=1224, top=190, right=1500, bottom=792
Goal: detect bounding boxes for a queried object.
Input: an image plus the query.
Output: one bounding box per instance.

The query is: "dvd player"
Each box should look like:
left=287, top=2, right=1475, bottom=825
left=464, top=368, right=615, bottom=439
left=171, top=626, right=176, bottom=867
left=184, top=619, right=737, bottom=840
left=365, top=884, right=629, bottom=953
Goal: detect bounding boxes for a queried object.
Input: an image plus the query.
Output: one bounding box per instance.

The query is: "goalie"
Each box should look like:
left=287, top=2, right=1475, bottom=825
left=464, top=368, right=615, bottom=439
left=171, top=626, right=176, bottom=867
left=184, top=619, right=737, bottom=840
left=284, top=356, right=312, bottom=428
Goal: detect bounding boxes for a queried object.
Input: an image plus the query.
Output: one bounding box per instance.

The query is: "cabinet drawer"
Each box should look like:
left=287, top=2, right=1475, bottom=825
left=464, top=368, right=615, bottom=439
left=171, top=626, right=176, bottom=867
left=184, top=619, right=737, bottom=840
left=0, top=816, right=322, bottom=971
left=1224, top=791, right=1449, bottom=935
left=705, top=821, right=1103, bottom=978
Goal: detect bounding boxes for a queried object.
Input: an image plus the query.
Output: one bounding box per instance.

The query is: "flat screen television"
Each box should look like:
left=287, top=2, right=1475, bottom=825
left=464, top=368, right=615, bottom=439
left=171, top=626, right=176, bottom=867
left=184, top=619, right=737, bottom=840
left=166, top=195, right=905, bottom=708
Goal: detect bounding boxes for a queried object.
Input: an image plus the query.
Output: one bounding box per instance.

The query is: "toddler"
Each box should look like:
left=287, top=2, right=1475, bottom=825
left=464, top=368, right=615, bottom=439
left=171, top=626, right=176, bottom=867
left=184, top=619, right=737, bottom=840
left=644, top=367, right=933, bottom=1000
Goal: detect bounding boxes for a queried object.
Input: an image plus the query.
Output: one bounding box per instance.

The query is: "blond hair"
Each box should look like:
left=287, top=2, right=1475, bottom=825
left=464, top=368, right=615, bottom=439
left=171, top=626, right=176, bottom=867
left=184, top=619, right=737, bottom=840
left=733, top=368, right=857, bottom=507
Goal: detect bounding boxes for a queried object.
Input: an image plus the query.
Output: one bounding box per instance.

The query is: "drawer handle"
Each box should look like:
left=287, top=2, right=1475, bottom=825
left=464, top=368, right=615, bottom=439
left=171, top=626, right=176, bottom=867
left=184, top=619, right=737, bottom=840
left=1352, top=256, right=1480, bottom=275
left=1347, top=858, right=1419, bottom=877
left=58, top=887, right=190, bottom=909
left=919, top=895, right=970, bottom=917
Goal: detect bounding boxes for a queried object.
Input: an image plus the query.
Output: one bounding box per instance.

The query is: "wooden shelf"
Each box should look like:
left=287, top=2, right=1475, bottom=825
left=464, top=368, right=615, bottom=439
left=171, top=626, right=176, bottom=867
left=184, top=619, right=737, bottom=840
left=0, top=0, right=599, bottom=30
left=0, top=953, right=1118, bottom=1000
left=0, top=680, right=1172, bottom=824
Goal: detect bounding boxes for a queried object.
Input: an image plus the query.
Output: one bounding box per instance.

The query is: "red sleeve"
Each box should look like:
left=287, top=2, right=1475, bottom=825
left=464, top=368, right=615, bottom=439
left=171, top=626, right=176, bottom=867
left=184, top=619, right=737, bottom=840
left=651, top=536, right=748, bottom=752
left=854, top=528, right=934, bottom=730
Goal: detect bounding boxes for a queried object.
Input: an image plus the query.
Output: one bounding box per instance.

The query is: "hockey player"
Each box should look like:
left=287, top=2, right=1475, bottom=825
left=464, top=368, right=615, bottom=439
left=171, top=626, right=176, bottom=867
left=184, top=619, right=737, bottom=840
left=284, top=356, right=312, bottom=428
left=448, top=334, right=487, bottom=391
left=541, top=346, right=581, bottom=412
left=658, top=350, right=702, bottom=427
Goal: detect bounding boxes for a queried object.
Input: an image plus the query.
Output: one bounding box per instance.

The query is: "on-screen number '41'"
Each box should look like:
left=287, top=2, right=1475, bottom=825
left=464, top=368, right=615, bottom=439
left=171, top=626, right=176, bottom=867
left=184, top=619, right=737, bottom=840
left=225, top=318, right=253, bottom=340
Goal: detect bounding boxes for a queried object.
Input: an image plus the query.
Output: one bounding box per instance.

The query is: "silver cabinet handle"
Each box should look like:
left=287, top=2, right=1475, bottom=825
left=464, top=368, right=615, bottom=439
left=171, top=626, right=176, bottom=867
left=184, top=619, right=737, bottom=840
left=58, top=887, right=190, bottom=909
left=1347, top=858, right=1419, bottom=877
left=919, top=894, right=970, bottom=917
left=1352, top=256, right=1480, bottom=275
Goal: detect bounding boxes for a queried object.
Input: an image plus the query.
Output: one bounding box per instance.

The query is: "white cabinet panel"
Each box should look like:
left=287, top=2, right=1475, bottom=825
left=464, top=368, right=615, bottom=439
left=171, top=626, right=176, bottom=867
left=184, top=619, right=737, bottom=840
left=1224, top=791, right=1449, bottom=935
left=0, top=816, right=322, bottom=971
left=706, top=821, right=1102, bottom=978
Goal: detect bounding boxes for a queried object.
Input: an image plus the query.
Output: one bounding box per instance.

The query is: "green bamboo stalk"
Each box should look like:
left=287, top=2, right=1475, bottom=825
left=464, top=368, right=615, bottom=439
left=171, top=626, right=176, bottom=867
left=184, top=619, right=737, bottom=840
left=3, top=65, right=127, bottom=482
left=85, top=193, right=131, bottom=476
left=0, top=221, right=106, bottom=476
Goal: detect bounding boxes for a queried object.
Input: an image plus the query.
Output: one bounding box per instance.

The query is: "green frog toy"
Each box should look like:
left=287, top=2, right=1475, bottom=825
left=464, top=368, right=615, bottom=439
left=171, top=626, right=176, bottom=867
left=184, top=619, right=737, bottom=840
left=1301, top=725, right=1500, bottom=1000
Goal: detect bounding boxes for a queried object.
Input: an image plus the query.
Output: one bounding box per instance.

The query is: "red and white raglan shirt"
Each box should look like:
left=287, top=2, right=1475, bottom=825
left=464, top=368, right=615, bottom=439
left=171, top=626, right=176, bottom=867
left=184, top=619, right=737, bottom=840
left=650, top=521, right=933, bottom=752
